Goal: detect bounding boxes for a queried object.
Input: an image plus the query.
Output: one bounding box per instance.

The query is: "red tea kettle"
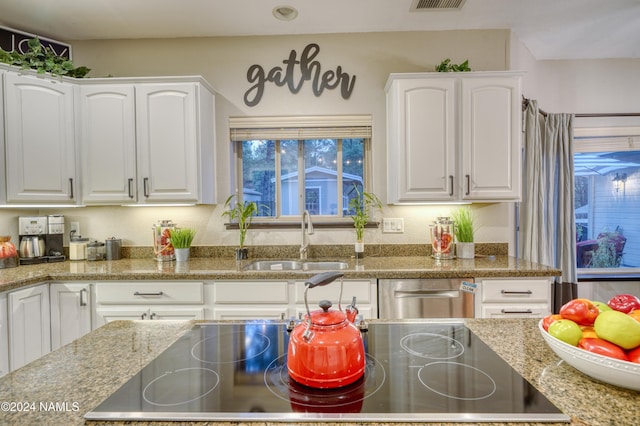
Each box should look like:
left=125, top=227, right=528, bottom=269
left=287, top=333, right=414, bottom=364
left=287, top=271, right=365, bottom=389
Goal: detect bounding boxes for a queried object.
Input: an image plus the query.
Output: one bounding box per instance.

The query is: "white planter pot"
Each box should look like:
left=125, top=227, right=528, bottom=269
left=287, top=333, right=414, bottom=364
left=456, top=242, right=475, bottom=259
left=174, top=247, right=190, bottom=262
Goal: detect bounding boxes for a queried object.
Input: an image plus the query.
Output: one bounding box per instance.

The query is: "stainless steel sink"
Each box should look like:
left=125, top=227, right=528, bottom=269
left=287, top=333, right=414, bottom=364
left=302, top=261, right=349, bottom=270
left=244, top=260, right=348, bottom=271
left=243, top=260, right=302, bottom=271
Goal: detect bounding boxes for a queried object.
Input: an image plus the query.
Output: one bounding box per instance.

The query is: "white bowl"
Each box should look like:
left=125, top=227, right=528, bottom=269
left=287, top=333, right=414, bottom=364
left=538, top=319, right=640, bottom=391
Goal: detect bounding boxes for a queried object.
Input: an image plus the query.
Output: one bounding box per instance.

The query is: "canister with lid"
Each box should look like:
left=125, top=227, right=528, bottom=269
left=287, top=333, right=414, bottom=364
left=87, top=241, right=105, bottom=261
left=105, top=237, right=122, bottom=260
left=69, top=237, right=89, bottom=261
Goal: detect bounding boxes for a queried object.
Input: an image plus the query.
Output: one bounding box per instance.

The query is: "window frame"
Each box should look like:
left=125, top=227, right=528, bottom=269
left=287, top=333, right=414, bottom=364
left=229, top=115, right=374, bottom=225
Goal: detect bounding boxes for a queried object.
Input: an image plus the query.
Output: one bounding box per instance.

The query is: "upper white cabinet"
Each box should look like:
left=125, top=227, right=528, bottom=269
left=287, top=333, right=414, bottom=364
left=3, top=71, right=78, bottom=204
left=386, top=72, right=522, bottom=203
left=78, top=78, right=216, bottom=205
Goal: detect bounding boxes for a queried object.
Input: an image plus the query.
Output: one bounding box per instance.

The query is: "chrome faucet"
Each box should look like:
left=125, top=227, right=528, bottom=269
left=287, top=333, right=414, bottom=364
left=300, top=210, right=314, bottom=259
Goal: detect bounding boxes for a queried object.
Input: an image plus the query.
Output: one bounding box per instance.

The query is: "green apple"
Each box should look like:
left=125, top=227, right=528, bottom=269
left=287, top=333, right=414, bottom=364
left=594, top=310, right=640, bottom=350
left=592, top=301, right=612, bottom=313
left=548, top=319, right=582, bottom=346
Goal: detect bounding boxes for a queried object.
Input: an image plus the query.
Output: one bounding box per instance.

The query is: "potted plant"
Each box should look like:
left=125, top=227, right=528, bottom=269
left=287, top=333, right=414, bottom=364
left=169, top=228, right=196, bottom=262
left=222, top=195, right=259, bottom=260
left=0, top=37, right=91, bottom=78
left=451, top=207, right=476, bottom=259
left=348, top=186, right=382, bottom=258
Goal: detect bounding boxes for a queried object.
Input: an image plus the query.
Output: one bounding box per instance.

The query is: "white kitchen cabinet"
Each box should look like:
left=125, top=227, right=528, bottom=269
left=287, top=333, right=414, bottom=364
left=3, top=71, right=78, bottom=204
left=475, top=277, right=553, bottom=319
left=210, top=279, right=377, bottom=320
left=8, top=284, right=51, bottom=371
left=0, top=69, right=6, bottom=204
left=93, top=281, right=205, bottom=328
left=50, top=283, right=92, bottom=350
left=386, top=72, right=522, bottom=203
left=77, top=78, right=216, bottom=205
left=211, top=281, right=291, bottom=320
left=0, top=291, right=8, bottom=377
left=78, top=84, right=137, bottom=204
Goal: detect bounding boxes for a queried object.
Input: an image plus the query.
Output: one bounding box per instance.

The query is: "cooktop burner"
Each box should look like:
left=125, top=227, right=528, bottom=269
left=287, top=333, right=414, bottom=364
left=86, top=321, right=569, bottom=423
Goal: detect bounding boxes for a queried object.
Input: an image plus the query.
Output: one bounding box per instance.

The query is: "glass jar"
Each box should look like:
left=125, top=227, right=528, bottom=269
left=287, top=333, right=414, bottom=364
left=87, top=241, right=105, bottom=261
left=430, top=216, right=455, bottom=260
left=0, top=236, right=18, bottom=269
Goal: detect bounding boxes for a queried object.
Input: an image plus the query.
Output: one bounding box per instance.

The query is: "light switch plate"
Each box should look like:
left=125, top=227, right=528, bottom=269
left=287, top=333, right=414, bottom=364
left=382, top=218, right=404, bottom=233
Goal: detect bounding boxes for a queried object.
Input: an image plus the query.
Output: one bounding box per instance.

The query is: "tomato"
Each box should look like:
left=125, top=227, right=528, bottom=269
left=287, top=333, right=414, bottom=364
left=578, top=338, right=628, bottom=361
left=559, top=298, right=600, bottom=326
left=542, top=314, right=562, bottom=331
left=607, top=294, right=640, bottom=314
left=628, top=346, right=640, bottom=364
left=580, top=326, right=598, bottom=339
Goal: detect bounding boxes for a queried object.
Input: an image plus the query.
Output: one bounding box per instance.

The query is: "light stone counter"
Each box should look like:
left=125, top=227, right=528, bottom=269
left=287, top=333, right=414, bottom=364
left=0, top=255, right=560, bottom=293
left=0, top=319, right=637, bottom=425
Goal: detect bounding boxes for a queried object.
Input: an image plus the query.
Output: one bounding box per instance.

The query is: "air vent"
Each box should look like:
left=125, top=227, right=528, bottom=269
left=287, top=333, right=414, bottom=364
left=410, top=0, right=466, bottom=11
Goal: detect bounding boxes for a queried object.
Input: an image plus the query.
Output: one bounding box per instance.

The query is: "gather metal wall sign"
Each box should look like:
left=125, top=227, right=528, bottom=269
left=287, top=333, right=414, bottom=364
left=244, top=43, right=356, bottom=107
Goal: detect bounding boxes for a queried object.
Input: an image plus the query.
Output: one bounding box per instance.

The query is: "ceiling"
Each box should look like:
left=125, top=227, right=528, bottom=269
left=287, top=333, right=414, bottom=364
left=0, top=0, right=639, bottom=60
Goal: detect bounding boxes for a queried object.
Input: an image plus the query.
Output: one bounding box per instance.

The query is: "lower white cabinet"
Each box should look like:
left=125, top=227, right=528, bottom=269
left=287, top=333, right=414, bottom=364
left=0, top=292, right=8, bottom=377
left=8, top=284, right=51, bottom=371
left=475, top=277, right=553, bottom=318
left=93, top=281, right=205, bottom=328
left=50, top=283, right=92, bottom=350
left=209, top=279, right=378, bottom=320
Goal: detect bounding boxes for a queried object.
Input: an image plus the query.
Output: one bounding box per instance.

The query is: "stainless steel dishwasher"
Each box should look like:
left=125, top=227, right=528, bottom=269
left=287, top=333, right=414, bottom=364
left=378, top=279, right=475, bottom=319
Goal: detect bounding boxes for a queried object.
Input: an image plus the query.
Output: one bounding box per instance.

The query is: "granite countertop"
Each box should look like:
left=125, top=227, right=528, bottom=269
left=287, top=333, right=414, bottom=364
left=0, top=318, right=637, bottom=426
left=0, top=255, right=561, bottom=293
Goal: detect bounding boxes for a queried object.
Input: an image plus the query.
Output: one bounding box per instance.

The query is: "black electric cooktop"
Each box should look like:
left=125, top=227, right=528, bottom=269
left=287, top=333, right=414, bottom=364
left=86, top=321, right=569, bottom=422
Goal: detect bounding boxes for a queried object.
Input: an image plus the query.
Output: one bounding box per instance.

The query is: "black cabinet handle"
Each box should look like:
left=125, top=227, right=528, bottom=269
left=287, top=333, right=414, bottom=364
left=449, top=175, right=454, bottom=196
left=69, top=178, right=74, bottom=199
left=143, top=177, right=149, bottom=198
left=465, top=174, right=470, bottom=196
left=80, top=288, right=87, bottom=307
left=128, top=178, right=134, bottom=198
left=134, top=291, right=164, bottom=296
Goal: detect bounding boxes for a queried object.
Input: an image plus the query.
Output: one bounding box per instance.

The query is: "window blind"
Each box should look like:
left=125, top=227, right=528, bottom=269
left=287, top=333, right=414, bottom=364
left=229, top=115, right=372, bottom=141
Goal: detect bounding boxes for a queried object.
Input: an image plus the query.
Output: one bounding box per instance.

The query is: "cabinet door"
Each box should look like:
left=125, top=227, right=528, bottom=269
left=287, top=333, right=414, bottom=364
left=4, top=72, right=77, bottom=203
left=135, top=83, right=200, bottom=203
left=8, top=284, right=51, bottom=370
left=79, top=84, right=137, bottom=204
left=461, top=76, right=521, bottom=200
left=50, top=283, right=92, bottom=350
left=0, top=292, right=8, bottom=377
left=387, top=78, right=456, bottom=202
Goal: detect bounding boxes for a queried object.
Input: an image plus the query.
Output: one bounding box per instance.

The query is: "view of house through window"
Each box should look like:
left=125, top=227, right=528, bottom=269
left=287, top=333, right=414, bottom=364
left=574, top=130, right=640, bottom=270
left=230, top=116, right=372, bottom=220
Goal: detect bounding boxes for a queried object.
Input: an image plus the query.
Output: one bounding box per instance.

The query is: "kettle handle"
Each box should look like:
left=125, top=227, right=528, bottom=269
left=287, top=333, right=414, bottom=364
left=304, top=271, right=344, bottom=288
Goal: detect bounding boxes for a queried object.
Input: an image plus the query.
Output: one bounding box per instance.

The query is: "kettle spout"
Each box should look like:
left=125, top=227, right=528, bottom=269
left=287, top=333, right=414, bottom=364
left=345, top=296, right=359, bottom=323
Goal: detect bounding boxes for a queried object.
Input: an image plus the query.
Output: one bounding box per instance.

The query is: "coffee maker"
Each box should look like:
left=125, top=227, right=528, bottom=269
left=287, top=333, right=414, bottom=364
left=18, top=215, right=66, bottom=265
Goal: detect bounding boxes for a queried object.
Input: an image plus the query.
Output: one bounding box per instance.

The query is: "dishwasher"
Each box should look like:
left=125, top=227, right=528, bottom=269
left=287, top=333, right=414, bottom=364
left=378, top=279, right=475, bottom=319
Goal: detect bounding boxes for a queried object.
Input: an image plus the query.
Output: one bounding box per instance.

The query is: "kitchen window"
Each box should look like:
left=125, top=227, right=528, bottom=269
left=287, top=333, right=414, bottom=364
left=574, top=126, right=640, bottom=271
left=229, top=115, right=373, bottom=222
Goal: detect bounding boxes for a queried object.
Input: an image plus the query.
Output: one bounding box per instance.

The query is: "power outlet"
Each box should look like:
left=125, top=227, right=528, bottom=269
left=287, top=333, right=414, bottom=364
left=70, top=221, right=80, bottom=237
left=382, top=218, right=404, bottom=233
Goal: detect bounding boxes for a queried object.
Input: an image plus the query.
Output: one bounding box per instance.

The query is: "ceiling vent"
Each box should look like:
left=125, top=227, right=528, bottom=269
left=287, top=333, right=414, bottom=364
left=410, top=0, right=466, bottom=11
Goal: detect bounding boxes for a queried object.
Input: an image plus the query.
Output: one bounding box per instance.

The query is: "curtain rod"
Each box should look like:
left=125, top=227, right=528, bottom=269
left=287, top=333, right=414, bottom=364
left=522, top=97, right=640, bottom=118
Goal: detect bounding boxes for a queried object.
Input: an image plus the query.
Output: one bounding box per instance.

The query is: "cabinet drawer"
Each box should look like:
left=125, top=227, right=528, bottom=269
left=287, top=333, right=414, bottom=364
left=295, top=280, right=373, bottom=304
left=95, top=282, right=203, bottom=304
left=214, top=281, right=289, bottom=304
left=481, top=304, right=550, bottom=318
left=481, top=279, right=550, bottom=303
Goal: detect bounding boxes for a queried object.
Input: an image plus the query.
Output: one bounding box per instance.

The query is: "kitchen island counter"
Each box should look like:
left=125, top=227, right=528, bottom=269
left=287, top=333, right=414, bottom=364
left=0, top=319, right=637, bottom=426
left=0, top=255, right=560, bottom=293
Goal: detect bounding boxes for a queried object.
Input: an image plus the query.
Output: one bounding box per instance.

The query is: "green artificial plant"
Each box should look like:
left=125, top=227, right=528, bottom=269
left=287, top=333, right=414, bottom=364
left=222, top=195, right=259, bottom=249
left=451, top=206, right=476, bottom=243
left=0, top=37, right=91, bottom=78
left=435, top=58, right=471, bottom=72
left=169, top=228, right=197, bottom=249
left=348, top=186, right=382, bottom=241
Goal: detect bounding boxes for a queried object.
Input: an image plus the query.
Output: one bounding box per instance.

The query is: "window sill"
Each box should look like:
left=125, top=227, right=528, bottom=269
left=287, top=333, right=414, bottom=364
left=223, top=220, right=380, bottom=230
